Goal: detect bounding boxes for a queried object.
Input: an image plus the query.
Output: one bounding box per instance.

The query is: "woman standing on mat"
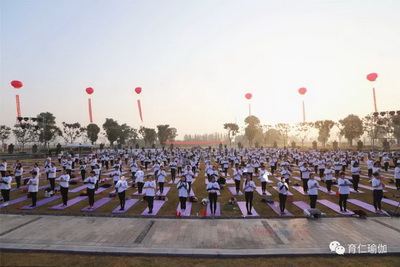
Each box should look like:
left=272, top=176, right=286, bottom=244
left=206, top=175, right=220, bottom=216
left=115, top=175, right=128, bottom=210
left=135, top=166, right=145, bottom=194
left=257, top=165, right=268, bottom=195
left=277, top=176, right=289, bottom=215
left=338, top=171, right=352, bottom=212
left=351, top=162, right=361, bottom=192
left=243, top=174, right=256, bottom=215
left=371, top=172, right=385, bottom=213
left=79, top=160, right=87, bottom=181
left=84, top=171, right=97, bottom=209
left=233, top=164, right=242, bottom=195
left=157, top=165, right=166, bottom=195
left=0, top=171, right=12, bottom=206
left=56, top=169, right=70, bottom=207
left=27, top=171, right=39, bottom=207
left=177, top=175, right=189, bottom=215
left=324, top=164, right=334, bottom=193
left=144, top=174, right=156, bottom=214
left=13, top=162, right=23, bottom=189
left=307, top=173, right=319, bottom=209
left=48, top=163, right=57, bottom=192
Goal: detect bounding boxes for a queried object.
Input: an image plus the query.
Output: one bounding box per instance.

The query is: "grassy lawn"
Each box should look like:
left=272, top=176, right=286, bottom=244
left=0, top=252, right=399, bottom=267
left=0, top=157, right=398, bottom=218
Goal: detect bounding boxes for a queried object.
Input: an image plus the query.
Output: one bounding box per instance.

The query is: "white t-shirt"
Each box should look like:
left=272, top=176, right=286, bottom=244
left=135, top=171, right=144, bottom=183
left=57, top=174, right=70, bottom=188
left=177, top=181, right=189, bottom=197
left=144, top=181, right=156, bottom=196
left=28, top=177, right=39, bottom=192
left=0, top=176, right=12, bottom=190
left=243, top=180, right=256, bottom=192
left=206, top=182, right=220, bottom=193
left=394, top=167, right=400, bottom=179
left=307, top=180, right=319, bottom=195
left=277, top=181, right=289, bottom=195
left=115, top=180, right=128, bottom=193
left=372, top=178, right=383, bottom=190
left=324, top=169, right=334, bottom=180
left=338, top=178, right=351, bottom=195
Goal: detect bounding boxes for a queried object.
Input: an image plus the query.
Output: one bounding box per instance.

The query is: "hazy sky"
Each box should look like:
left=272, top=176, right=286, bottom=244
left=1, top=0, right=399, bottom=139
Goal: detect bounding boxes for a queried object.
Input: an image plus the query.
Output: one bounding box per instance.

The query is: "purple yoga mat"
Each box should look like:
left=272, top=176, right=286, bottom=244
left=20, top=196, right=61, bottom=210
left=205, top=179, right=209, bottom=184
left=141, top=200, right=166, bottom=216
left=318, top=186, right=336, bottom=195
left=0, top=196, right=28, bottom=208
left=317, top=199, right=354, bottom=215
left=237, top=201, right=259, bottom=217
left=51, top=196, right=87, bottom=210
left=132, top=190, right=145, bottom=196
left=95, top=187, right=110, bottom=194
left=225, top=179, right=235, bottom=184
left=176, top=202, right=192, bottom=216
left=11, top=185, right=49, bottom=192
left=188, top=189, right=195, bottom=197
left=347, top=199, right=389, bottom=215
left=273, top=186, right=294, bottom=196
left=384, top=185, right=397, bottom=190
left=168, top=178, right=180, bottom=184
left=255, top=186, right=271, bottom=196
left=206, top=202, right=221, bottom=217
left=112, top=199, right=139, bottom=214
left=81, top=197, right=113, bottom=212
left=156, top=187, right=170, bottom=196
left=381, top=198, right=400, bottom=207
left=228, top=187, right=243, bottom=196
left=267, top=202, right=293, bottom=217
left=69, top=185, right=87, bottom=193
left=333, top=185, right=365, bottom=194
left=357, top=184, right=388, bottom=192
left=292, top=201, right=310, bottom=211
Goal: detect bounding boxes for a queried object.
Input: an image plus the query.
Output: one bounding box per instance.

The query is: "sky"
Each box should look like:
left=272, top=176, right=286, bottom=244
left=1, top=0, right=399, bottom=140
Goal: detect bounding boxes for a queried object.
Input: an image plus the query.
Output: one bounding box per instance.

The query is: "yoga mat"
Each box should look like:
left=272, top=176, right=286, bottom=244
left=69, top=185, right=87, bottom=193
left=357, top=184, right=388, bottom=192
left=13, top=185, right=49, bottom=192
left=51, top=196, right=87, bottom=210
left=0, top=196, right=28, bottom=208
left=347, top=199, right=389, bottom=215
left=225, top=179, right=235, bottom=184
left=156, top=187, right=170, bottom=196
left=255, top=186, right=271, bottom=196
left=132, top=190, right=145, bottom=196
left=228, top=187, right=243, bottom=196
left=81, top=197, right=113, bottom=211
left=333, top=185, right=365, bottom=194
left=237, top=201, right=259, bottom=217
left=141, top=200, right=166, bottom=216
left=20, top=196, right=61, bottom=210
left=381, top=198, right=400, bottom=207
left=188, top=189, right=195, bottom=197
left=384, top=185, right=397, bottom=190
left=112, top=199, right=139, bottom=214
left=168, top=178, right=180, bottom=184
left=317, top=199, right=354, bottom=215
left=292, top=186, right=308, bottom=196
left=273, top=186, right=294, bottom=196
left=318, top=186, right=336, bottom=195
left=267, top=202, right=293, bottom=217
left=95, top=187, right=110, bottom=194
left=176, top=202, right=192, bottom=216
left=292, top=201, right=310, bottom=211
left=206, top=202, right=221, bottom=217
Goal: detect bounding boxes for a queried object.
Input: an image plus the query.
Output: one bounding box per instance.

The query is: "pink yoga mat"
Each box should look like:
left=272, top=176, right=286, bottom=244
left=225, top=179, right=235, bottom=184
left=156, top=187, right=170, bottom=196
left=206, top=202, right=221, bottom=217
left=292, top=201, right=310, bottom=211
left=81, top=197, right=113, bottom=212
left=228, top=187, right=243, bottom=196
left=381, top=198, right=400, bottom=207
left=317, top=199, right=354, bottom=215
left=176, top=202, right=192, bottom=216
left=168, top=178, right=180, bottom=184
left=334, top=185, right=365, bottom=194
left=141, top=200, right=166, bottom=216
left=318, top=186, right=336, bottom=195
left=347, top=199, right=389, bottom=215
left=255, top=186, right=271, bottom=196
left=237, top=201, right=259, bottom=217
left=112, top=199, right=139, bottom=214
left=51, top=196, right=87, bottom=210
left=273, top=186, right=294, bottom=196
left=267, top=202, right=293, bottom=216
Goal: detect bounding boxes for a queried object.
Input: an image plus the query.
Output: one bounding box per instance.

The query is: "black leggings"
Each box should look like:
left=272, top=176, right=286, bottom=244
left=60, top=186, right=68, bottom=205
left=302, top=179, right=309, bottom=193
left=179, top=196, right=187, bottom=210
left=138, top=182, right=144, bottom=194
left=1, top=189, right=10, bottom=202
left=15, top=176, right=21, bottom=188
left=352, top=175, right=360, bottom=191
left=209, top=193, right=217, bottom=214
left=319, top=169, right=325, bottom=178
left=118, top=191, right=126, bottom=209
left=373, top=190, right=383, bottom=210
left=235, top=180, right=240, bottom=192
left=81, top=170, right=86, bottom=180
left=159, top=182, right=164, bottom=194
left=261, top=181, right=267, bottom=193
left=309, top=194, right=318, bottom=208
left=146, top=196, right=154, bottom=212
left=326, top=180, right=332, bottom=192
left=396, top=179, right=400, bottom=189
left=187, top=182, right=192, bottom=194
left=171, top=169, right=176, bottom=181
left=245, top=191, right=253, bottom=212
left=30, top=192, right=37, bottom=206
left=279, top=193, right=287, bottom=212
left=339, top=194, right=348, bottom=211
left=49, top=178, right=55, bottom=191
left=87, top=188, right=95, bottom=206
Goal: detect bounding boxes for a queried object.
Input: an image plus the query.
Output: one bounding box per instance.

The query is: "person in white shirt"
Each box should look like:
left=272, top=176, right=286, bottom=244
left=130, top=161, right=138, bottom=188
left=144, top=175, right=157, bottom=214
left=0, top=159, right=7, bottom=177
left=371, top=172, right=385, bottom=213
left=351, top=162, right=361, bottom=192
left=30, top=163, right=41, bottom=179
left=307, top=173, right=319, bottom=209
left=13, top=162, right=23, bottom=188
left=135, top=166, right=145, bottom=194
left=183, top=165, right=194, bottom=194
left=233, top=164, right=242, bottom=195
left=395, top=165, right=400, bottom=190
left=337, top=171, right=352, bottom=212
left=169, top=160, right=177, bottom=183
left=257, top=166, right=269, bottom=195
left=382, top=154, right=390, bottom=172
left=206, top=175, right=220, bottom=216
left=243, top=174, right=256, bottom=215
left=85, top=171, right=98, bottom=208
left=0, top=171, right=12, bottom=206
left=366, top=158, right=374, bottom=178
left=324, top=164, right=334, bottom=193
left=300, top=163, right=311, bottom=193
left=111, top=166, right=121, bottom=190
left=277, top=176, right=289, bottom=215
left=177, top=176, right=189, bottom=215
left=47, top=163, right=57, bottom=191
left=56, top=169, right=70, bottom=207
left=79, top=160, right=87, bottom=181
left=157, top=165, right=167, bottom=195
left=27, top=171, right=39, bottom=207
left=116, top=176, right=129, bottom=210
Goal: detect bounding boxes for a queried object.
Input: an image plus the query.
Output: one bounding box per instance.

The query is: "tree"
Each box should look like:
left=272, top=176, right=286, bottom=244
left=339, top=114, right=364, bottom=146
left=294, top=122, right=314, bottom=147
left=167, top=128, right=177, bottom=142
left=62, top=122, right=81, bottom=144
left=0, top=125, right=11, bottom=146
left=392, top=115, right=400, bottom=145
left=82, top=123, right=100, bottom=145
left=36, top=112, right=62, bottom=147
left=119, top=124, right=136, bottom=146
left=244, top=115, right=261, bottom=147
left=157, top=125, right=171, bottom=145
left=12, top=124, right=36, bottom=150
left=102, top=118, right=120, bottom=146
left=139, top=126, right=157, bottom=147
left=223, top=123, right=239, bottom=147
left=314, top=120, right=335, bottom=147
left=275, top=123, right=291, bottom=147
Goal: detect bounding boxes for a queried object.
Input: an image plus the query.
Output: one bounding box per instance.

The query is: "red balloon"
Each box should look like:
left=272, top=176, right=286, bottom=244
left=366, top=73, right=378, bottom=81
left=86, top=87, right=94, bottom=95
left=135, top=87, right=142, bottom=94
left=298, top=87, right=307, bottom=95
left=245, top=93, right=252, bottom=100
left=11, top=80, right=23, bottom=89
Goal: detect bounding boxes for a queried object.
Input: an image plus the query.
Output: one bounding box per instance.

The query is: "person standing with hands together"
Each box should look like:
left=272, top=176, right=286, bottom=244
left=0, top=171, right=12, bottom=206
left=307, top=173, right=319, bottom=208
left=338, top=171, right=352, bottom=212
left=144, top=175, right=156, bottom=214
left=27, top=171, right=39, bottom=207
left=277, top=176, right=289, bottom=215
left=177, top=176, right=189, bottom=215
left=371, top=172, right=385, bottom=213
left=206, top=175, right=220, bottom=217
left=84, top=171, right=97, bottom=209
left=243, top=174, right=256, bottom=215
left=56, top=169, right=70, bottom=207
left=115, top=176, right=129, bottom=210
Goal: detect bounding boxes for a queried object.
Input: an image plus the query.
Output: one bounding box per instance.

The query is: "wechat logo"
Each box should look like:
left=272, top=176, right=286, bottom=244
left=329, top=241, right=345, bottom=255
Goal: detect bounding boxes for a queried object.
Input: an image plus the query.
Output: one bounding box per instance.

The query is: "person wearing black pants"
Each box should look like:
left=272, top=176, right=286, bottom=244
left=84, top=171, right=97, bottom=209
left=277, top=177, right=289, bottom=215
left=14, top=163, right=23, bottom=189
left=351, top=162, right=361, bottom=192
left=395, top=165, right=400, bottom=189
left=300, top=164, right=311, bottom=194
left=0, top=159, right=7, bottom=177
left=0, top=171, right=12, bottom=206
left=177, top=176, right=189, bottom=215
left=307, top=173, right=319, bottom=209
left=144, top=175, right=156, bottom=213
left=57, top=169, right=70, bottom=207
left=372, top=173, right=385, bottom=213
left=233, top=166, right=242, bottom=195
left=27, top=172, right=39, bottom=207
left=206, top=175, right=220, bottom=216
left=243, top=174, right=256, bottom=215
left=115, top=176, right=128, bottom=210
left=79, top=161, right=86, bottom=181
left=338, top=172, right=351, bottom=212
